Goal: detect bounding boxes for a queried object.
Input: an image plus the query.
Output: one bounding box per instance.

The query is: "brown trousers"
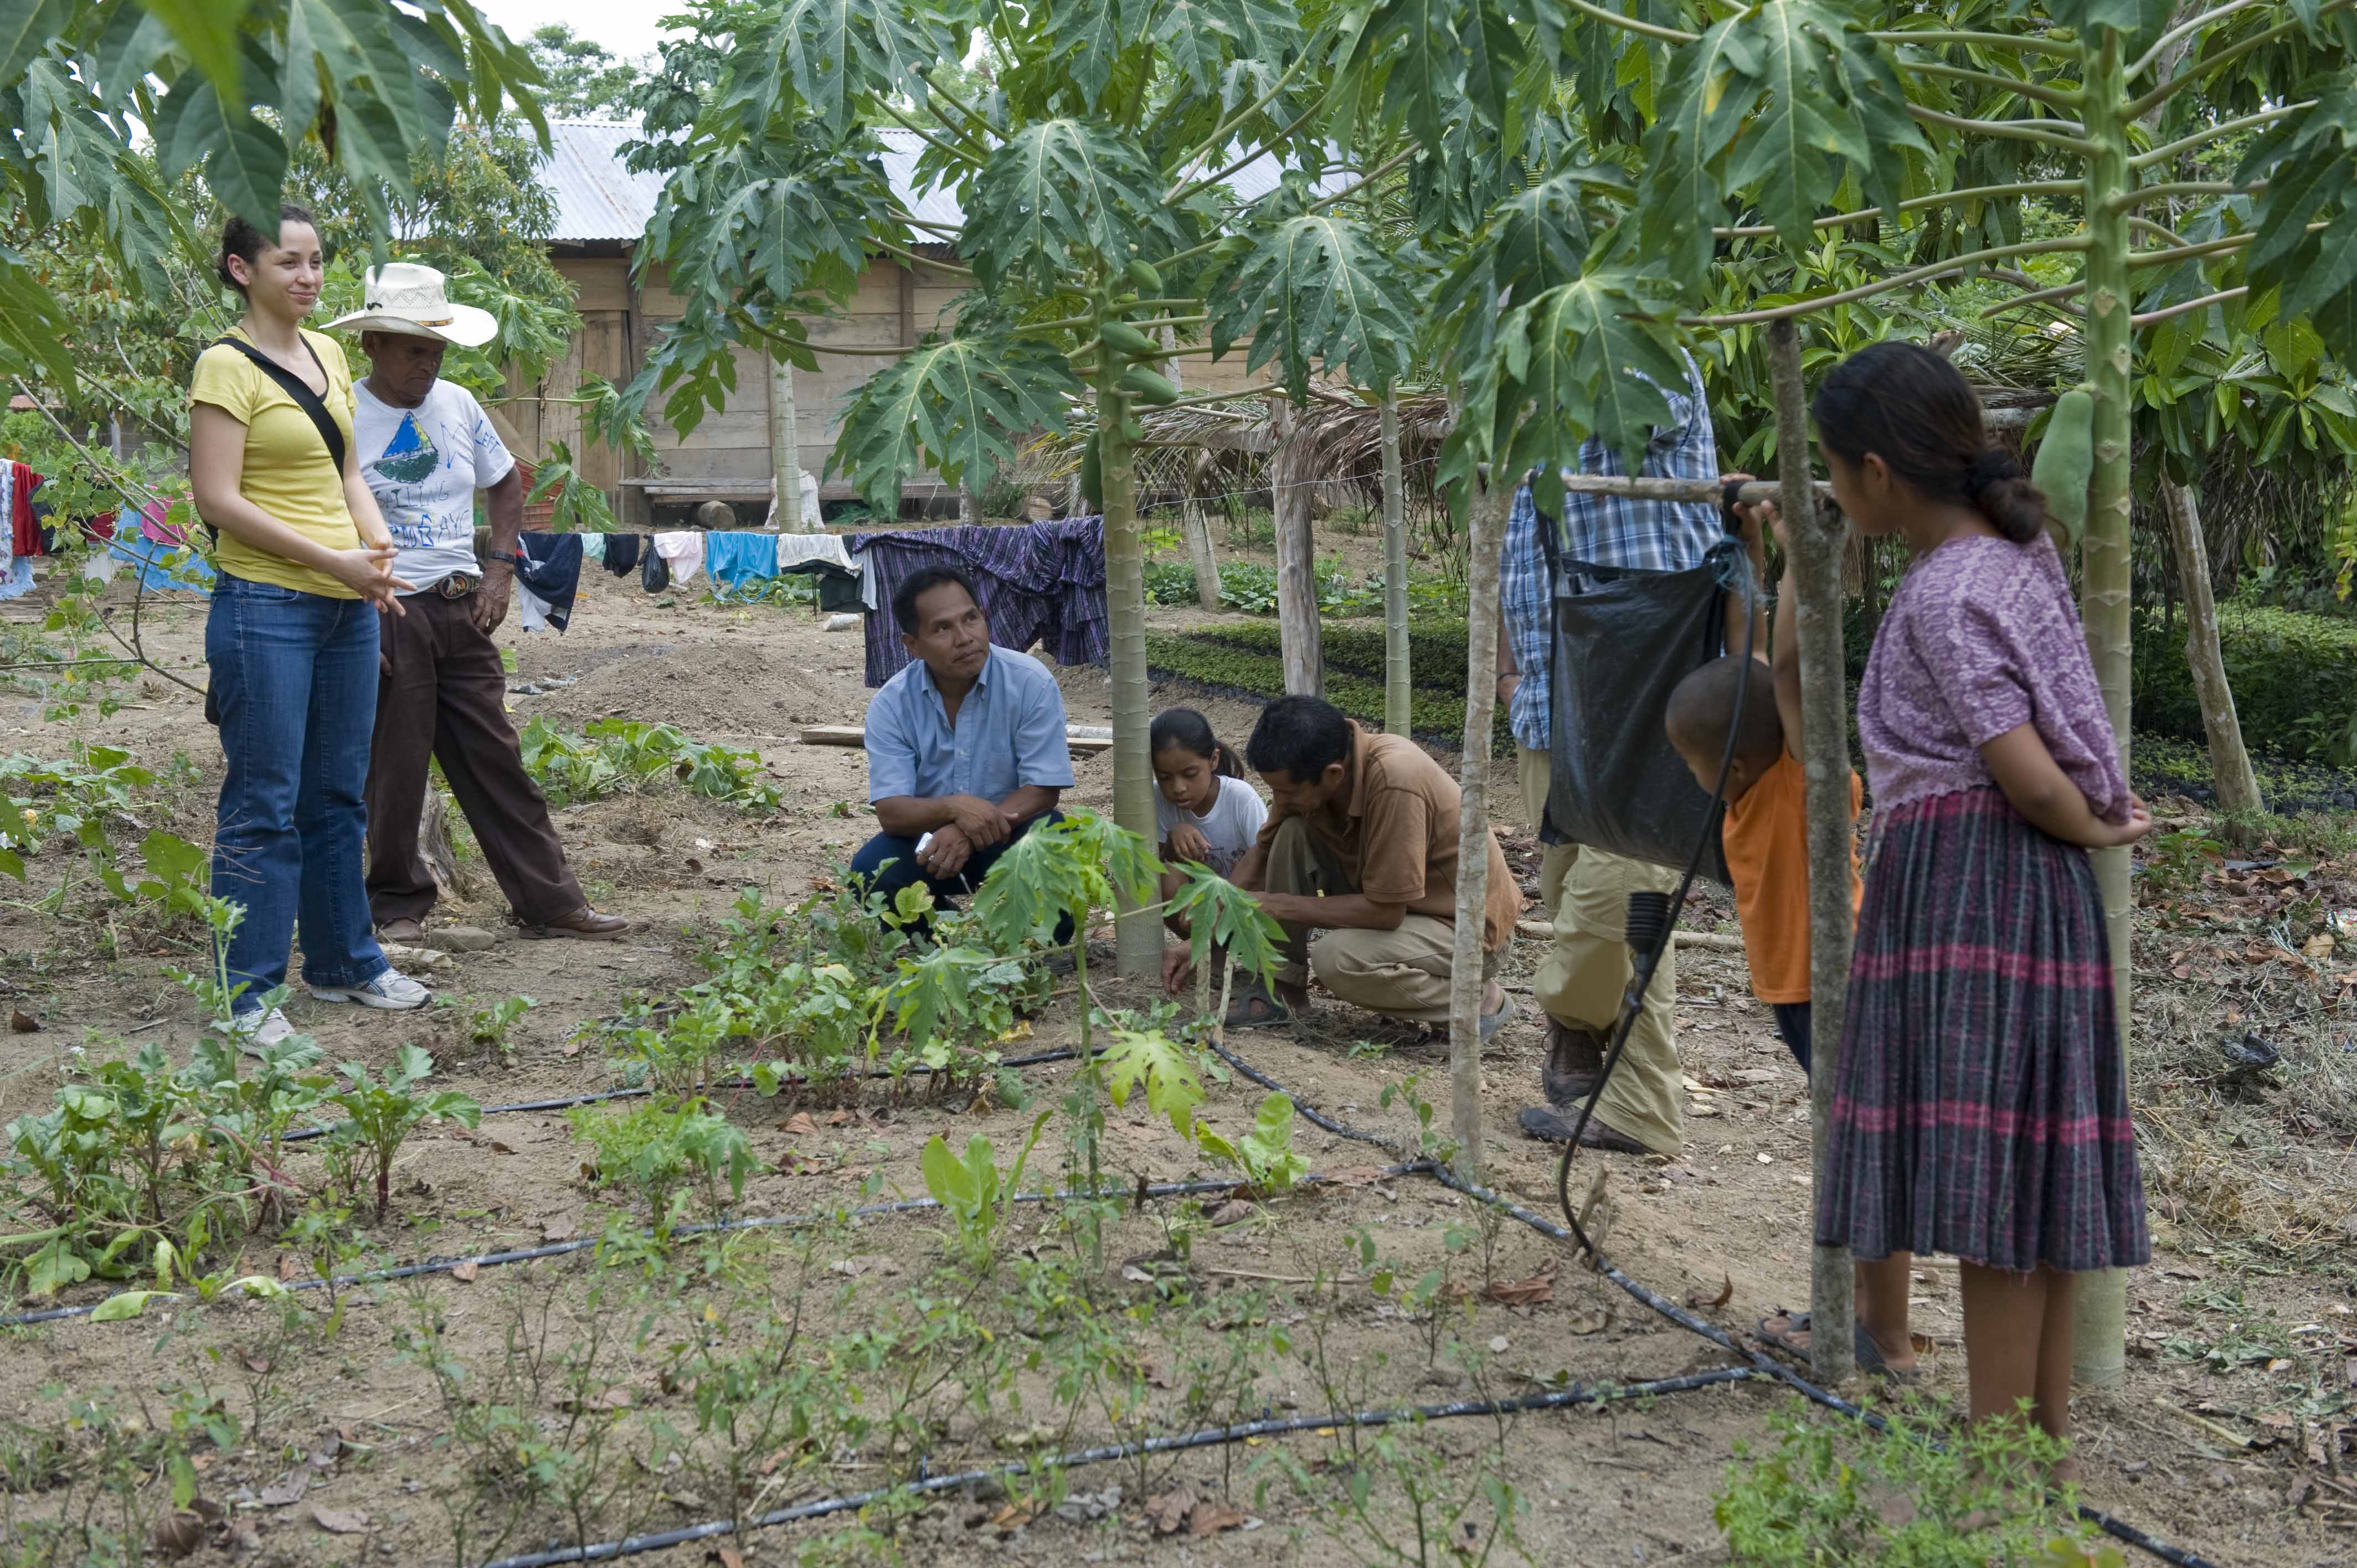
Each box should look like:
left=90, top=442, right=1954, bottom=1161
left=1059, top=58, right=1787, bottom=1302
left=364, top=590, right=583, bottom=927
left=1263, top=818, right=1496, bottom=1025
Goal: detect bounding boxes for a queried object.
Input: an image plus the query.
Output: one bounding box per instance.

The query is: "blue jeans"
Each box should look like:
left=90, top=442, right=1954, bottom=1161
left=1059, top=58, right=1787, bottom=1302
left=850, top=811, right=1072, bottom=938
left=207, top=575, right=389, bottom=1012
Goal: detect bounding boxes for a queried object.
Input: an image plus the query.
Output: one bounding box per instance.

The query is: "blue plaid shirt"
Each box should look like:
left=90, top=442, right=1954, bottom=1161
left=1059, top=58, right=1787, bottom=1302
left=1499, top=351, right=1724, bottom=752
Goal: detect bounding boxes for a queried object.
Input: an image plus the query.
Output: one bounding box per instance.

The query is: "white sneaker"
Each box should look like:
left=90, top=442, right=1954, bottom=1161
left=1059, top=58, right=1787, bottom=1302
left=224, top=1007, right=295, bottom=1059
left=311, top=969, right=434, bottom=1010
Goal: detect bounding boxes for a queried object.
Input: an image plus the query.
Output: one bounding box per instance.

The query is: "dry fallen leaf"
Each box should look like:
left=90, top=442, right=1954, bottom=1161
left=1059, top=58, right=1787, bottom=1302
left=258, top=1473, right=308, bottom=1507
left=2305, top=933, right=2337, bottom=960
left=1144, top=1488, right=1197, bottom=1535
left=1483, top=1260, right=1558, bottom=1307
left=151, top=1510, right=205, bottom=1559
left=242, top=1353, right=272, bottom=1375
left=1686, top=1275, right=1735, bottom=1312
left=560, top=1038, right=585, bottom=1058
left=1190, top=1502, right=1250, bottom=1536
left=826, top=1109, right=857, bottom=1127
left=310, top=1505, right=369, bottom=1535
left=779, top=1112, right=819, bottom=1136
left=1210, top=1199, right=1256, bottom=1226
left=8, top=1009, right=38, bottom=1033
left=1143, top=1359, right=1177, bottom=1390
left=450, top=1259, right=478, bottom=1283
left=1325, top=1165, right=1392, bottom=1188
left=707, top=1548, right=746, bottom=1568
left=1565, top=1309, right=1612, bottom=1335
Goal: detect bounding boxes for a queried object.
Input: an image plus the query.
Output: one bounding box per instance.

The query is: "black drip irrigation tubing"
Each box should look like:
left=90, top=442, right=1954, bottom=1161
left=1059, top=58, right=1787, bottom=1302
left=474, top=1366, right=1767, bottom=1568
left=274, top=1046, right=1089, bottom=1144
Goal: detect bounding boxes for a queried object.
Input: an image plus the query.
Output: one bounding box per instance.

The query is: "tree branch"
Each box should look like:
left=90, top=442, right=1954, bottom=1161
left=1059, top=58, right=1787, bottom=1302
left=888, top=210, right=969, bottom=241
left=1165, top=49, right=1318, bottom=201
left=1562, top=0, right=1697, bottom=44
left=2128, top=4, right=2354, bottom=118
left=874, top=100, right=986, bottom=170
left=2127, top=0, right=2266, bottom=81
left=911, top=68, right=1000, bottom=146
left=2131, top=100, right=2316, bottom=168
left=1308, top=146, right=1417, bottom=215
left=1896, top=57, right=2084, bottom=111
left=1682, top=238, right=2092, bottom=327
left=872, top=236, right=972, bottom=276
left=1164, top=84, right=1337, bottom=210
left=1907, top=104, right=2099, bottom=153
left=2104, top=179, right=2264, bottom=211
left=1713, top=179, right=2081, bottom=238
left=1977, top=274, right=2090, bottom=320
left=1865, top=27, right=2078, bottom=59
left=2128, top=214, right=2187, bottom=246
left=2132, top=285, right=2247, bottom=327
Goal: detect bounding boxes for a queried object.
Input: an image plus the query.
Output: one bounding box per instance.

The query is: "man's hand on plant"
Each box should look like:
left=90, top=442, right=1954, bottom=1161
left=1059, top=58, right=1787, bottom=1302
left=1160, top=944, right=1197, bottom=996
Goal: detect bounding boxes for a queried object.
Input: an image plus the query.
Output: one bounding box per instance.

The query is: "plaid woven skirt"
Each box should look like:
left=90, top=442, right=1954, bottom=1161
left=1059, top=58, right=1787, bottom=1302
left=1815, top=787, right=2149, bottom=1273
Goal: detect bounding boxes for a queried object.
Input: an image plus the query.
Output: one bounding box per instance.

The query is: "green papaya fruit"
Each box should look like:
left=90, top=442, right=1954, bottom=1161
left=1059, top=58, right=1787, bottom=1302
left=1079, top=437, right=1103, bottom=513
left=1126, top=257, right=1164, bottom=296
left=1121, top=367, right=1180, bottom=405
left=2030, top=386, right=2096, bottom=548
left=1098, top=319, right=1160, bottom=358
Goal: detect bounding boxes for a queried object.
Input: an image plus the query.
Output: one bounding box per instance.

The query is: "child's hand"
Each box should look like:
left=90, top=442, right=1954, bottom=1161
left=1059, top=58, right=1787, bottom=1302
left=1719, top=471, right=1779, bottom=547
left=2091, top=794, right=2157, bottom=848
left=1167, top=823, right=1211, bottom=865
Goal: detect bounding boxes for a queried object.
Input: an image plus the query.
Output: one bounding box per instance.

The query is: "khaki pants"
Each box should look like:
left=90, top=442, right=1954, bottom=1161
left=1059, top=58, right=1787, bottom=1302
left=1517, top=747, right=1684, bottom=1155
left=1264, top=818, right=1494, bottom=1026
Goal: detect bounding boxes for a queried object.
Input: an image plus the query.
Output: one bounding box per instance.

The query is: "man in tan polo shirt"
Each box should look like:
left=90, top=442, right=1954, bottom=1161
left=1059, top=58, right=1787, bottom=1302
left=1165, top=694, right=1520, bottom=1034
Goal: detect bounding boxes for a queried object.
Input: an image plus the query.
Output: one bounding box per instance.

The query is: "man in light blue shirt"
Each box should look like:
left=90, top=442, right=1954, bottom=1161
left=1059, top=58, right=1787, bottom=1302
left=850, top=565, right=1075, bottom=917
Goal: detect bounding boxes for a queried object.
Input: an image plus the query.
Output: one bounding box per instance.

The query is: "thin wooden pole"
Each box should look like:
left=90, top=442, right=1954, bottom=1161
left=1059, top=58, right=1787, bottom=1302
left=1448, top=470, right=1512, bottom=1179
left=2158, top=479, right=2263, bottom=823
left=1771, top=318, right=1856, bottom=1388
left=1271, top=399, right=1322, bottom=695
left=1380, top=386, right=1412, bottom=734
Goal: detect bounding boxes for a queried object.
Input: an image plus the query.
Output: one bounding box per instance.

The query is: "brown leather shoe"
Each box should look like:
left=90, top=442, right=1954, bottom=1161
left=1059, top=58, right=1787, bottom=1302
left=517, top=905, right=631, bottom=941
left=377, top=918, right=425, bottom=944
left=1542, top=1019, right=1609, bottom=1108
left=1516, top=1104, right=1654, bottom=1154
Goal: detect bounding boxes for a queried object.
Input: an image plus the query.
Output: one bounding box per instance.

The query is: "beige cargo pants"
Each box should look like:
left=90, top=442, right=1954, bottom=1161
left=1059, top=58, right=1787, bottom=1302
left=1518, top=747, right=1684, bottom=1155
left=1263, top=818, right=1493, bottom=1027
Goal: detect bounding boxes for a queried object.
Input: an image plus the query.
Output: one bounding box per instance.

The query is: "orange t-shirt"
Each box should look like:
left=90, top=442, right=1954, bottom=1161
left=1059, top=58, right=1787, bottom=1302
left=1721, top=751, right=1863, bottom=1004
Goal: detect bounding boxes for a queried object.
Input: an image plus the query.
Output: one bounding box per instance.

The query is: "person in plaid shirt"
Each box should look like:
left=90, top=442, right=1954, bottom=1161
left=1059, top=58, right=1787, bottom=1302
left=1497, top=350, right=1735, bottom=1158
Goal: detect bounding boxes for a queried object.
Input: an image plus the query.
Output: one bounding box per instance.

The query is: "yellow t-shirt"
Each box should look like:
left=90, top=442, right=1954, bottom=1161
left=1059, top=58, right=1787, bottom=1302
left=188, top=327, right=361, bottom=599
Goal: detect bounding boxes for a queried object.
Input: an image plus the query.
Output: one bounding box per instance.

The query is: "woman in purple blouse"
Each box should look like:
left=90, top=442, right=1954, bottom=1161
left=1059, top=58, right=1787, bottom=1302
left=1808, top=342, right=2153, bottom=1463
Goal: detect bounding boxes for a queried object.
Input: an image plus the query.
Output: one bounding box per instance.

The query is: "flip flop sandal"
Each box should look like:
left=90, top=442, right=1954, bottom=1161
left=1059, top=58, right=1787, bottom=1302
left=1756, top=1310, right=1918, bottom=1384
left=1479, top=991, right=1516, bottom=1042
left=1223, top=985, right=1294, bottom=1030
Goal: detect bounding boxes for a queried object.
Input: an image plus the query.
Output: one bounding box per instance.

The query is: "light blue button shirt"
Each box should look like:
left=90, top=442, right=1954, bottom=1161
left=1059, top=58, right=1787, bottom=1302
left=864, top=645, right=1076, bottom=804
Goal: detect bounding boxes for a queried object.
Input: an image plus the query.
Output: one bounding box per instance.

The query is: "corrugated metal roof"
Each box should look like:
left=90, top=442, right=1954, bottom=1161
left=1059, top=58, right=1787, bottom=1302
left=536, top=122, right=1342, bottom=245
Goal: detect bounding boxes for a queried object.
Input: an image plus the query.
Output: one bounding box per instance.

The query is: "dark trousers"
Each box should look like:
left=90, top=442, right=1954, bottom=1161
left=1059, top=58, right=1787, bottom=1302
left=849, top=810, right=1072, bottom=938
left=364, top=590, right=584, bottom=927
left=1771, top=1000, right=1812, bottom=1075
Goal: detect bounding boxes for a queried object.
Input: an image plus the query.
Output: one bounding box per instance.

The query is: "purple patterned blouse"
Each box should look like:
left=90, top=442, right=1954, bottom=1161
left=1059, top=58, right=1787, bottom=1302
left=1857, top=531, right=2130, bottom=823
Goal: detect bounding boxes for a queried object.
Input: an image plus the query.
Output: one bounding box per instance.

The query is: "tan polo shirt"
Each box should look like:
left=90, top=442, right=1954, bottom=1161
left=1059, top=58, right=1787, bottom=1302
left=1256, top=723, right=1523, bottom=951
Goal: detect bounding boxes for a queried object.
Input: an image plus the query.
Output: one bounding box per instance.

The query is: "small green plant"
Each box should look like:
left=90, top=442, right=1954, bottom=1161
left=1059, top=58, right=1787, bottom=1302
left=467, top=994, right=537, bottom=1058
left=919, top=1111, right=1052, bottom=1268
left=568, top=1097, right=756, bottom=1236
left=322, top=1046, right=482, bottom=1221
left=2139, top=827, right=2224, bottom=902
left=1193, top=1092, right=1310, bottom=1196
left=517, top=717, right=782, bottom=811
left=1714, top=1396, right=2095, bottom=1566
left=281, top=1200, right=369, bottom=1330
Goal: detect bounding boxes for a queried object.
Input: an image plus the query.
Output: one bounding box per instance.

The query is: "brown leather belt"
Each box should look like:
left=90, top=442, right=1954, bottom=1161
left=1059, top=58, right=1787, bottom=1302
left=434, top=574, right=481, bottom=600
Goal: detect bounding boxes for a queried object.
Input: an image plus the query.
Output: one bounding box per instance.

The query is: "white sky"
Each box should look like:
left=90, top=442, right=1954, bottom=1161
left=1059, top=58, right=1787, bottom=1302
left=469, top=1, right=679, bottom=60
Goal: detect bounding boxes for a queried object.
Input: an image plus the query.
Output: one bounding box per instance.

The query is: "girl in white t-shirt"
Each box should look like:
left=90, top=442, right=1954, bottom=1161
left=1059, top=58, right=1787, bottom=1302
left=1151, top=708, right=1267, bottom=878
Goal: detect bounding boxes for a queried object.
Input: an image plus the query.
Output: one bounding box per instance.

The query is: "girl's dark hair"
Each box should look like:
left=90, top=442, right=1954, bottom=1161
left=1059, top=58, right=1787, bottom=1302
left=1809, top=340, right=2050, bottom=545
left=1151, top=707, right=1243, bottom=778
left=218, top=204, right=319, bottom=296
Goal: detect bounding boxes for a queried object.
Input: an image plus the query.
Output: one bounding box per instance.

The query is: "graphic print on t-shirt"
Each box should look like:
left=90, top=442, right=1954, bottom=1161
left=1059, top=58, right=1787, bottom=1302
left=374, top=411, right=440, bottom=486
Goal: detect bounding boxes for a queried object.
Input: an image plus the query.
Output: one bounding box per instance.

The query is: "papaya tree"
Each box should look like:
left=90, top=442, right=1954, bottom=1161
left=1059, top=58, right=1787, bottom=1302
left=618, top=0, right=1421, bottom=977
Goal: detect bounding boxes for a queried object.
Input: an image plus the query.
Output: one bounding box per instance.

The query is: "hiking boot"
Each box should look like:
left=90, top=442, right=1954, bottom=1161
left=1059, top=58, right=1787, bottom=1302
left=1542, top=1019, right=1608, bottom=1107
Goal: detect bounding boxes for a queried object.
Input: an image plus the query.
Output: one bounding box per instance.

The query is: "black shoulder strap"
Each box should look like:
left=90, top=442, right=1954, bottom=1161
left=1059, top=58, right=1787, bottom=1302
left=208, top=336, right=345, bottom=476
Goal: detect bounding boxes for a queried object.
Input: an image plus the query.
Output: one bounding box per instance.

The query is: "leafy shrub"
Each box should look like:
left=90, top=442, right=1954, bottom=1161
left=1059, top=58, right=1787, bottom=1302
left=567, top=1097, right=755, bottom=1233
left=1145, top=558, right=1200, bottom=605
left=0, top=748, right=209, bottom=915
left=2131, top=606, right=2357, bottom=762
left=1193, top=1092, right=1310, bottom=1195
left=919, top=1111, right=1051, bottom=1268
left=517, top=718, right=783, bottom=811
left=322, top=1046, right=482, bottom=1221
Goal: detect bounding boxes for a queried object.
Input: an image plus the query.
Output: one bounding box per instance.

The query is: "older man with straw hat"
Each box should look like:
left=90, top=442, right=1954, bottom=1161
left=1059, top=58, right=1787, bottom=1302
left=328, top=262, right=629, bottom=945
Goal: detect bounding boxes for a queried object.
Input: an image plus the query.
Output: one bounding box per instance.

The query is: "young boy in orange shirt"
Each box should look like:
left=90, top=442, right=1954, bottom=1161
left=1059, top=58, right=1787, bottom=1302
left=1664, top=508, right=1860, bottom=1072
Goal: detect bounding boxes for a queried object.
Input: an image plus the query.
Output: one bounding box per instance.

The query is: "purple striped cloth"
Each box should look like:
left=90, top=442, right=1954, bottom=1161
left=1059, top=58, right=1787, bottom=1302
left=847, top=518, right=1108, bottom=687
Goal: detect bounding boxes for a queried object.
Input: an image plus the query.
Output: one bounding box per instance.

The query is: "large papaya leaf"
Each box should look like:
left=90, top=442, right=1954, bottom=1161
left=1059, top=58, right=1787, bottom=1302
left=749, top=0, right=943, bottom=137
left=1433, top=162, right=1632, bottom=367
left=964, top=120, right=1190, bottom=291
left=1098, top=1027, right=1206, bottom=1137
left=1458, top=271, right=1690, bottom=478
left=704, top=150, right=896, bottom=308
left=1364, top=0, right=1464, bottom=145
left=1204, top=212, right=1419, bottom=399
left=831, top=333, right=1085, bottom=513
left=2237, top=71, right=2357, bottom=332
left=1636, top=17, right=1753, bottom=288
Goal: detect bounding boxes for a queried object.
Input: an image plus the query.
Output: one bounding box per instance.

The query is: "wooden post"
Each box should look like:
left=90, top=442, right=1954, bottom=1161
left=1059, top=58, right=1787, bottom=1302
left=1270, top=399, right=1322, bottom=695
left=767, top=350, right=812, bottom=533
left=2159, top=479, right=2262, bottom=822
left=1380, top=386, right=1412, bottom=734
left=1182, top=450, right=1223, bottom=611
left=1771, top=319, right=1855, bottom=1388
left=1448, top=470, right=1512, bottom=1178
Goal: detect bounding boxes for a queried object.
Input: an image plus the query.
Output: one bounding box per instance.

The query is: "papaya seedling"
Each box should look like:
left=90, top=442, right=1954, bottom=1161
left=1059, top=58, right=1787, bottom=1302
left=919, top=1111, right=1052, bottom=1270
left=321, top=1046, right=481, bottom=1221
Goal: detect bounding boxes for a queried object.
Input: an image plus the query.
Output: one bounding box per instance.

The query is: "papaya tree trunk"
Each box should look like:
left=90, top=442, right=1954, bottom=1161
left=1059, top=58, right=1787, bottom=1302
left=1271, top=399, right=1322, bottom=695
left=2072, top=31, right=2135, bottom=1389
left=2159, top=478, right=2263, bottom=822
left=1381, top=386, right=1412, bottom=734
left=1772, top=319, right=1856, bottom=1388
left=1097, top=375, right=1161, bottom=978
left=1447, top=470, right=1512, bottom=1178
left=1183, top=450, right=1223, bottom=612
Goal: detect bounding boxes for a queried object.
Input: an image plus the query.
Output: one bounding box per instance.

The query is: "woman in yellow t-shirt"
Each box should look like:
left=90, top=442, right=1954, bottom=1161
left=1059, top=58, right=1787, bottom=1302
left=189, top=204, right=433, bottom=1050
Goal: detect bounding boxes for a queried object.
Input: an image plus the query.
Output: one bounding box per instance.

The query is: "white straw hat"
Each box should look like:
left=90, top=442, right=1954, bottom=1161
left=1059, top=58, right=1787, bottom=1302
left=324, top=262, right=499, bottom=348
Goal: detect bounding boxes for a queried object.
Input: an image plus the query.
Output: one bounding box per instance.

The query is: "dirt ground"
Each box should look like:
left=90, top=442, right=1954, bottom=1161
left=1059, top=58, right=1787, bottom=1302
left=3, top=546, right=2354, bottom=1567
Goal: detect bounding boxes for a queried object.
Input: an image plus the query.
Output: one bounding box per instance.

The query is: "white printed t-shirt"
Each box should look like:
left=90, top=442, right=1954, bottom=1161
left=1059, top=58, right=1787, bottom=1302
left=354, top=377, right=516, bottom=592
left=1154, top=774, right=1268, bottom=876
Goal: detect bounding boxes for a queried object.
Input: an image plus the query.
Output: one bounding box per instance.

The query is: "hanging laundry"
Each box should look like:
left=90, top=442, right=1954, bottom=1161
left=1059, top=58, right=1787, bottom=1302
left=513, top=532, right=583, bottom=631
left=0, top=461, right=12, bottom=575
left=580, top=532, right=606, bottom=566
left=703, top=530, right=778, bottom=596
left=641, top=544, right=670, bottom=592
left=516, top=584, right=557, bottom=631
left=775, top=532, right=863, bottom=610
left=604, top=533, right=642, bottom=577
left=651, top=530, right=704, bottom=586
left=140, top=498, right=188, bottom=546
left=10, top=463, right=42, bottom=559
left=843, top=518, right=1108, bottom=687
left=0, top=558, right=34, bottom=601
